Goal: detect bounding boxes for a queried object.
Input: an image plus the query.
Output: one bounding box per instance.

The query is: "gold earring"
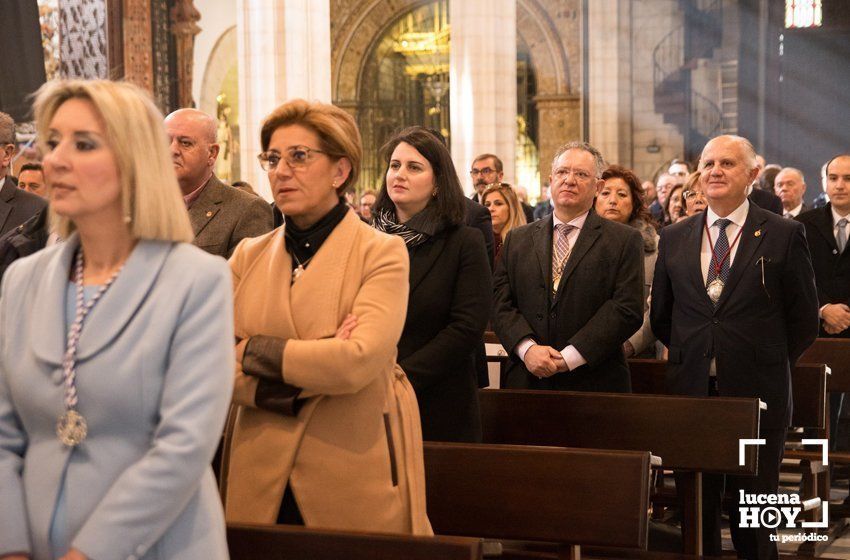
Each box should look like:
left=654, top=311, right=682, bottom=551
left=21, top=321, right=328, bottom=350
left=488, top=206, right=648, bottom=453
left=432, top=189, right=438, bottom=197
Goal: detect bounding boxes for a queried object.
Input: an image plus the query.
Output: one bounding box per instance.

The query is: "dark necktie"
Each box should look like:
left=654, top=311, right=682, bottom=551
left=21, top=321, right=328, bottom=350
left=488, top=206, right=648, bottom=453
left=706, top=218, right=731, bottom=306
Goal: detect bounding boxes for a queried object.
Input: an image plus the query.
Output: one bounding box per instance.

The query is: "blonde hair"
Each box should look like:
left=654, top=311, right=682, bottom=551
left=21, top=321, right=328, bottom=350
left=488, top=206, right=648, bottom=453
left=34, top=79, right=193, bottom=242
left=482, top=182, right=527, bottom=237
left=260, top=99, right=362, bottom=194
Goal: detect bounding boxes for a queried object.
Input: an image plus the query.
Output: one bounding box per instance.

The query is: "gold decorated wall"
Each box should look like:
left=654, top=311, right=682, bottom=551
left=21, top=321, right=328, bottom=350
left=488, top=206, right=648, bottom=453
left=330, top=0, right=583, bottom=193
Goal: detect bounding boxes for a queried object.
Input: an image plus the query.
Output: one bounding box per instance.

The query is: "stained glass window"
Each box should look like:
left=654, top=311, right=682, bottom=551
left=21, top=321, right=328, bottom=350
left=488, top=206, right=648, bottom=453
left=785, top=1, right=823, bottom=29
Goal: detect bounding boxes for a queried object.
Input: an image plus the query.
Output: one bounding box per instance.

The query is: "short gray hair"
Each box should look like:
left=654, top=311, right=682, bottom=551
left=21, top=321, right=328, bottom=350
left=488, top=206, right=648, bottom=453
left=701, top=135, right=758, bottom=171
left=777, top=167, right=805, bottom=185
left=552, top=141, right=606, bottom=178
left=0, top=112, right=15, bottom=145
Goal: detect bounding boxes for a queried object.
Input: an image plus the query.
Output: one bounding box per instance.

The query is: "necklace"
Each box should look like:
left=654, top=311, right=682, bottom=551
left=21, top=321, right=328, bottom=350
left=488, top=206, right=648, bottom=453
left=703, top=220, right=744, bottom=303
left=291, top=252, right=314, bottom=283
left=57, top=247, right=124, bottom=446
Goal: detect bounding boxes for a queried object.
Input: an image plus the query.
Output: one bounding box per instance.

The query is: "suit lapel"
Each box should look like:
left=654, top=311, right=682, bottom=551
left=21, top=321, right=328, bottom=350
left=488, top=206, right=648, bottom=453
left=531, top=218, right=553, bottom=297
left=715, top=206, right=768, bottom=311
left=813, top=204, right=839, bottom=254
left=30, top=239, right=77, bottom=365
left=409, top=233, right=447, bottom=294
left=0, top=179, right=15, bottom=232
left=30, top=235, right=173, bottom=365
left=551, top=211, right=601, bottom=305
left=289, top=210, right=359, bottom=337
left=188, top=177, right=224, bottom=237
left=687, top=213, right=713, bottom=309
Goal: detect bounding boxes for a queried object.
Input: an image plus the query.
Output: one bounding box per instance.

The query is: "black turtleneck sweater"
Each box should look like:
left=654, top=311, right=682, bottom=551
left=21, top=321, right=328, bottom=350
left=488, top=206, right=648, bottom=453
left=283, top=198, right=349, bottom=268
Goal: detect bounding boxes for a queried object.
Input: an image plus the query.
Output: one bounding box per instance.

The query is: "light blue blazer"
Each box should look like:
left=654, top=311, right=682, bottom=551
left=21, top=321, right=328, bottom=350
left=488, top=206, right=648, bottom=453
left=0, top=235, right=233, bottom=560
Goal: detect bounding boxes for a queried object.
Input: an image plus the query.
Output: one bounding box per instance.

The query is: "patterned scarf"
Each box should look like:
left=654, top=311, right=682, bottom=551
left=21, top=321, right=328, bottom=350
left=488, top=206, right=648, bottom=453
left=373, top=207, right=442, bottom=248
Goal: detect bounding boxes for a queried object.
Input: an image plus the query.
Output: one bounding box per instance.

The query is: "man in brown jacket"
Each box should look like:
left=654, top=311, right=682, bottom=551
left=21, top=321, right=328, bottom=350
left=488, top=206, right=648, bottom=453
left=165, top=108, right=272, bottom=258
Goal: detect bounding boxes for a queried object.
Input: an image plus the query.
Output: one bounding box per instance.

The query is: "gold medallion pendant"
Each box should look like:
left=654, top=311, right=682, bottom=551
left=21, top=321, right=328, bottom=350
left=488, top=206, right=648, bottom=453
left=57, top=409, right=88, bottom=447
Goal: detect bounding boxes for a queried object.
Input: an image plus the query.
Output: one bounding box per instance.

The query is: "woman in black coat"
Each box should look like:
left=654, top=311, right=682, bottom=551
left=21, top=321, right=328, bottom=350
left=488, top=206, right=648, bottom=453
left=373, top=126, right=491, bottom=442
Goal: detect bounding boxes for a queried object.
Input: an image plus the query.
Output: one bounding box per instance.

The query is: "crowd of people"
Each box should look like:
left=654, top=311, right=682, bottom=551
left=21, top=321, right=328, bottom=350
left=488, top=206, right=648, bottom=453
left=0, top=79, right=848, bottom=560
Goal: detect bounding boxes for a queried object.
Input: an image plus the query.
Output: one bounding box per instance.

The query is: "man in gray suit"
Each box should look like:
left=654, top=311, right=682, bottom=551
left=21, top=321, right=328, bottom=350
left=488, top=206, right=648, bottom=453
left=165, top=109, right=272, bottom=258
left=0, top=111, right=46, bottom=236
left=492, top=141, right=644, bottom=392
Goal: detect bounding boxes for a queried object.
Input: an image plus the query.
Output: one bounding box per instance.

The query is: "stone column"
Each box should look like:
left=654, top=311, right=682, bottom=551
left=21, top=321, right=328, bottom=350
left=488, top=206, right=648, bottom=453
left=171, top=0, right=201, bottom=109
left=236, top=0, right=331, bottom=199
left=586, top=0, right=633, bottom=167
left=449, top=0, right=517, bottom=194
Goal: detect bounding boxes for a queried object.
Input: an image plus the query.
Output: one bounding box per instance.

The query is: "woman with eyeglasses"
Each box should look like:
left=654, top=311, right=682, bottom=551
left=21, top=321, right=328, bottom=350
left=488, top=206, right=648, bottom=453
left=594, top=165, right=661, bottom=358
left=682, top=171, right=708, bottom=217
left=372, top=126, right=491, bottom=443
left=221, top=100, right=430, bottom=535
left=481, top=182, right=526, bottom=263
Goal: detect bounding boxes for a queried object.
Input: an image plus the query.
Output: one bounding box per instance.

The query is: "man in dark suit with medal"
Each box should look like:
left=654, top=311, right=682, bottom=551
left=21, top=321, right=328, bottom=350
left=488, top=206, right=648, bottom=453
left=492, top=141, right=644, bottom=393
left=651, top=135, right=819, bottom=559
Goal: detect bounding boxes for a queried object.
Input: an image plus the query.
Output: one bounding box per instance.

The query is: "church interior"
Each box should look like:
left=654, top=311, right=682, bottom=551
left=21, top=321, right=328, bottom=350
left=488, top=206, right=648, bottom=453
left=2, top=1, right=850, bottom=559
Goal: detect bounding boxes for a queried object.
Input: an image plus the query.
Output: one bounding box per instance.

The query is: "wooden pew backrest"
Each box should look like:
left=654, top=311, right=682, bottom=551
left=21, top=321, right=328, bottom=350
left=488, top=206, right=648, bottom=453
left=479, top=388, right=760, bottom=474
left=628, top=358, right=827, bottom=429
left=800, top=338, right=850, bottom=392
left=227, top=523, right=483, bottom=560
left=424, top=442, right=651, bottom=550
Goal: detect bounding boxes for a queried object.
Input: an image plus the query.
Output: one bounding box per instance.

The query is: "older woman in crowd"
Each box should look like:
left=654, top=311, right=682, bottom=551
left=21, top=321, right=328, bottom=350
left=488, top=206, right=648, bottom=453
left=0, top=80, right=233, bottom=560
left=665, top=183, right=687, bottom=224
left=224, top=100, right=430, bottom=535
left=481, top=182, right=526, bottom=262
left=594, top=164, right=660, bottom=358
left=682, top=171, right=708, bottom=217
left=372, top=126, right=491, bottom=443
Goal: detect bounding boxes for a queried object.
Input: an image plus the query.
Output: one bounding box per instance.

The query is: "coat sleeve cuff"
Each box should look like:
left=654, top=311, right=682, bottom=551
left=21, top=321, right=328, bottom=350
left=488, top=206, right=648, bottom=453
left=254, top=378, right=304, bottom=417
left=243, top=335, right=288, bottom=383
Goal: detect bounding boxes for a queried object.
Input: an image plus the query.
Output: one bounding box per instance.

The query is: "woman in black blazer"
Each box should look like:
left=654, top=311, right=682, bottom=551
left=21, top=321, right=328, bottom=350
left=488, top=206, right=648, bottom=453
left=373, top=126, right=491, bottom=442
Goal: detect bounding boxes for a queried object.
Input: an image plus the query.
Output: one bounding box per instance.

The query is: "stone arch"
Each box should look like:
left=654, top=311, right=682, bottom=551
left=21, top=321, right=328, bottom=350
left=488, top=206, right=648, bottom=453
left=330, top=0, right=580, bottom=186
left=516, top=0, right=573, bottom=96
left=199, top=25, right=237, bottom=118
left=331, top=0, right=574, bottom=104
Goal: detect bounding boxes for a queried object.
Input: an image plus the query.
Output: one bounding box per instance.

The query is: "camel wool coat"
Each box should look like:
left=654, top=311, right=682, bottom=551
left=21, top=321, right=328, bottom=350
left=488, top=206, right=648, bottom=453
left=222, top=210, right=431, bottom=535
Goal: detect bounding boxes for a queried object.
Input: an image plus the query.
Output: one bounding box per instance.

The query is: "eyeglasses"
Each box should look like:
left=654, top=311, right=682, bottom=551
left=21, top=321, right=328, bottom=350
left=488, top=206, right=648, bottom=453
left=682, top=190, right=706, bottom=201
left=258, top=146, right=327, bottom=171
left=470, top=167, right=497, bottom=177
left=552, top=167, right=595, bottom=183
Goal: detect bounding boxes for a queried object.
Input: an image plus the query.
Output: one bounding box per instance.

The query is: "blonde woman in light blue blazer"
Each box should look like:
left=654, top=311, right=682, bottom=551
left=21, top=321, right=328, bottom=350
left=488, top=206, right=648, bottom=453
left=0, top=81, right=233, bottom=560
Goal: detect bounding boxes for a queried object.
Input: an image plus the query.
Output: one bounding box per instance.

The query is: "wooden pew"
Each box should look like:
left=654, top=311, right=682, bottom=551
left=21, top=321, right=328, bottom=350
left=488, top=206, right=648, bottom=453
left=424, top=442, right=653, bottom=559
left=228, top=523, right=484, bottom=560
left=629, top=358, right=834, bottom=556
left=628, top=358, right=827, bottom=429
left=478, top=388, right=761, bottom=556
left=791, top=339, right=850, bottom=553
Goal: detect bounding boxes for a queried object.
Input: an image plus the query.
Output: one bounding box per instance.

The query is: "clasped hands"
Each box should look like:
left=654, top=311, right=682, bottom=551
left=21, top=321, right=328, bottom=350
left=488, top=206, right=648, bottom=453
left=822, top=303, right=850, bottom=335
left=523, top=344, right=568, bottom=378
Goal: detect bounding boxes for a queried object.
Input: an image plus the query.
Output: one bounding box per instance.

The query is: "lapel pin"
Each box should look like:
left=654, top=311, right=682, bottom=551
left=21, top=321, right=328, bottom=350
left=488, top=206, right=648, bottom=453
left=754, top=229, right=761, bottom=237
left=206, top=211, right=213, bottom=218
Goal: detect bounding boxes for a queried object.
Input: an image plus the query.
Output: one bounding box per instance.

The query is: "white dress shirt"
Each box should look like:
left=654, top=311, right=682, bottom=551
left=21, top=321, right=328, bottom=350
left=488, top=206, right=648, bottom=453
left=784, top=203, right=804, bottom=219
left=515, top=210, right=589, bottom=372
